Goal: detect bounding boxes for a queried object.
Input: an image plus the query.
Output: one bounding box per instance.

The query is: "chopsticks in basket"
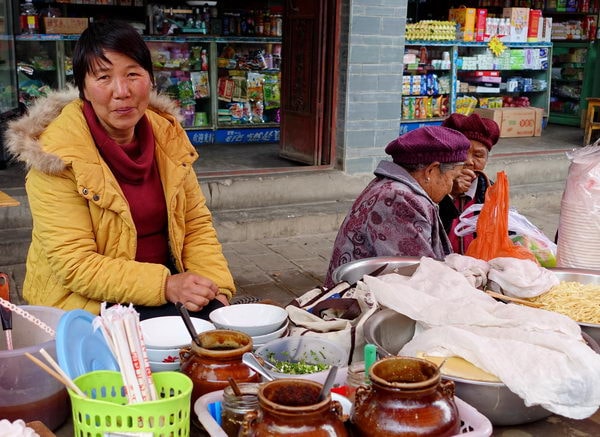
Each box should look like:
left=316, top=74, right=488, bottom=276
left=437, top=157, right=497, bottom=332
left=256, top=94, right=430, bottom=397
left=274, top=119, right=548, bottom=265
left=25, top=348, right=87, bottom=398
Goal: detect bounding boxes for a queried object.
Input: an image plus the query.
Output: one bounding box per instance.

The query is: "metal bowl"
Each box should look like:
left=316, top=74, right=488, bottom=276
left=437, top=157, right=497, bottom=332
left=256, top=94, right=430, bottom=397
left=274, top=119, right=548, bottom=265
left=363, top=308, right=553, bottom=426
left=550, top=267, right=600, bottom=345
left=331, top=256, right=420, bottom=285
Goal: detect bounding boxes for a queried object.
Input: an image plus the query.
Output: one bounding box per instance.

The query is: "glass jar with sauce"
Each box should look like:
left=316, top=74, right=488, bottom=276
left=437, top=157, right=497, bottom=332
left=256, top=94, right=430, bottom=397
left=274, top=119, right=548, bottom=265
left=221, top=383, right=260, bottom=437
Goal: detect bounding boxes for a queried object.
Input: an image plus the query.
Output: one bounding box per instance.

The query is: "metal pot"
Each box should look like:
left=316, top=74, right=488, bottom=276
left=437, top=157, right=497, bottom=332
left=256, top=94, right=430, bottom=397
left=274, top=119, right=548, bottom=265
left=331, top=256, right=420, bottom=285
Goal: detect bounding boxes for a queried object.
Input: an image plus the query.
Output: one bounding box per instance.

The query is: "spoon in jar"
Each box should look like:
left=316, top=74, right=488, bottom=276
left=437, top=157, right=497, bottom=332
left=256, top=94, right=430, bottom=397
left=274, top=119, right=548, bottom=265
left=318, top=365, right=338, bottom=402
left=175, top=302, right=202, bottom=347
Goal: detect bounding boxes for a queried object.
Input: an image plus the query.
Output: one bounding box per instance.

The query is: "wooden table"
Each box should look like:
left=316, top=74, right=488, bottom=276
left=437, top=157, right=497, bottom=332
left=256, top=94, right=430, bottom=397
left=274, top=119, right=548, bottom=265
left=0, top=190, right=19, bottom=207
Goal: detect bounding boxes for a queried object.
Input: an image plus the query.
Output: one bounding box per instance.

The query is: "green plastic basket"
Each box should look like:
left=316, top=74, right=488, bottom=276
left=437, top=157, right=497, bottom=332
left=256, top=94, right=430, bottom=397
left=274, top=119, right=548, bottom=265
left=69, top=370, right=192, bottom=437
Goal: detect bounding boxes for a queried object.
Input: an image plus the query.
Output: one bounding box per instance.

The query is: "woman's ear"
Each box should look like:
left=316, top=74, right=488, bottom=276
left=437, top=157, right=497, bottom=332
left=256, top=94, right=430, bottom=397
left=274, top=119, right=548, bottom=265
left=424, top=162, right=440, bottom=180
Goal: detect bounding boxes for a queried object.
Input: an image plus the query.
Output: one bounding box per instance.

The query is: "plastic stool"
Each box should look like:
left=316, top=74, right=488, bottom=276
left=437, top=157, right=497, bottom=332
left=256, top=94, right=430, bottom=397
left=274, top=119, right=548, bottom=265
left=583, top=97, right=600, bottom=146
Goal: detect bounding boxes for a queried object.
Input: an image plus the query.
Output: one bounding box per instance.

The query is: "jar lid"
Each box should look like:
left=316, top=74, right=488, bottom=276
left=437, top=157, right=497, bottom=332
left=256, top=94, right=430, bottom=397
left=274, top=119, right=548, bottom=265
left=56, top=309, right=119, bottom=379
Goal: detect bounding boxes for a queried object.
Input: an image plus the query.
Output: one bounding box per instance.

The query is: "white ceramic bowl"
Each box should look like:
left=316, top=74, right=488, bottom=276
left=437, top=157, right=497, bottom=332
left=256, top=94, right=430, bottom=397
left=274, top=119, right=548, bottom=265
left=251, top=320, right=289, bottom=345
left=209, top=303, right=288, bottom=337
left=140, top=316, right=215, bottom=349
left=149, top=360, right=180, bottom=372
left=146, top=347, right=181, bottom=363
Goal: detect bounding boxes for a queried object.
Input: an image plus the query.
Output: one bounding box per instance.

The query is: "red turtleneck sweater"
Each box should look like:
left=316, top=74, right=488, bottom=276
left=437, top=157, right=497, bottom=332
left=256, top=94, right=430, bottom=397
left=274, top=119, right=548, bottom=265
left=83, top=101, right=169, bottom=266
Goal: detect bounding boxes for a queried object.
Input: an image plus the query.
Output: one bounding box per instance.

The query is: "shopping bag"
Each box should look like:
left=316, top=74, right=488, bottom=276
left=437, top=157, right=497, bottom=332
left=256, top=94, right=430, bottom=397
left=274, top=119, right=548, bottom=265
left=465, top=171, right=538, bottom=263
left=286, top=282, right=379, bottom=365
left=455, top=204, right=557, bottom=268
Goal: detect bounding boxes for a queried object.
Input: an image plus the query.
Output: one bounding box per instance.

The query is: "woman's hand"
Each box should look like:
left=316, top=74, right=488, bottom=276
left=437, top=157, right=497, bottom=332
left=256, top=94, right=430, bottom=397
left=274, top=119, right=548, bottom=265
left=165, top=272, right=219, bottom=312
left=452, top=168, right=477, bottom=197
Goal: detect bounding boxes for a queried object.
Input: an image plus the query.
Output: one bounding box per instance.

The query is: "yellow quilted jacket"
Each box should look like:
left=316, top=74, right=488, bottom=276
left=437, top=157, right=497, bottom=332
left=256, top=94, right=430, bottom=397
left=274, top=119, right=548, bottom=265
left=5, top=88, right=235, bottom=314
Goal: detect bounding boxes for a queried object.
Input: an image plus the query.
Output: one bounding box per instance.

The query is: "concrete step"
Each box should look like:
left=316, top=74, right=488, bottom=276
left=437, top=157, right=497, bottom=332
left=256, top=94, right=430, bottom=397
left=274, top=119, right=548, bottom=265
left=486, top=150, right=570, bottom=186
left=0, top=154, right=568, bottom=264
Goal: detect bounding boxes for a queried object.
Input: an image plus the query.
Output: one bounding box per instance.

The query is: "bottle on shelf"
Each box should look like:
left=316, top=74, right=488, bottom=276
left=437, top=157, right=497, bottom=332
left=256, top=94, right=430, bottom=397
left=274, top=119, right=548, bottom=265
left=20, top=0, right=39, bottom=34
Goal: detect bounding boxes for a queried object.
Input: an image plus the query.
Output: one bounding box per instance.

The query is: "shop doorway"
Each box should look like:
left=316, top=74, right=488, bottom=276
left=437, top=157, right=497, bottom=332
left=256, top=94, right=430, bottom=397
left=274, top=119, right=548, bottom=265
left=197, top=0, right=340, bottom=175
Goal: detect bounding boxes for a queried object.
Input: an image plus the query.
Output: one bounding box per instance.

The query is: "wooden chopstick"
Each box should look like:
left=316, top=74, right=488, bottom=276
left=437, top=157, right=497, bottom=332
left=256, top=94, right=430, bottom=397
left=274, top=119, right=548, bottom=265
left=485, top=290, right=543, bottom=308
left=25, top=348, right=87, bottom=397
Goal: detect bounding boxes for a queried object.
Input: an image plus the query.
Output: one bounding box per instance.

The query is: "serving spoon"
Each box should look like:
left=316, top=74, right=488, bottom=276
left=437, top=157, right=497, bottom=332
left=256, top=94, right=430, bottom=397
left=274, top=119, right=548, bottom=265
left=242, top=352, right=275, bottom=381
left=318, top=365, right=338, bottom=402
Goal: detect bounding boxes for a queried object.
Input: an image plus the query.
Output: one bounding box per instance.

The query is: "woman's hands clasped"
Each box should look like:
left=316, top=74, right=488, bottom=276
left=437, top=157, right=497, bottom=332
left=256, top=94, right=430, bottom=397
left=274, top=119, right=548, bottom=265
left=165, top=272, right=229, bottom=311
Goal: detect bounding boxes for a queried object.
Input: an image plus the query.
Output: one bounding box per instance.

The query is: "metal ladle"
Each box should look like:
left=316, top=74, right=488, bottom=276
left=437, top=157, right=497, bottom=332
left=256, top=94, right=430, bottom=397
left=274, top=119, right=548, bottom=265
left=242, top=352, right=275, bottom=381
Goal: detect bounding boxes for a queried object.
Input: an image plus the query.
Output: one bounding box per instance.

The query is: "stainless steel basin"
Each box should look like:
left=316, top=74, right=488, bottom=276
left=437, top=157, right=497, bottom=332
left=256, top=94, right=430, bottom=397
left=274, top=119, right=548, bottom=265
left=550, top=267, right=600, bottom=345
left=331, top=256, right=420, bottom=285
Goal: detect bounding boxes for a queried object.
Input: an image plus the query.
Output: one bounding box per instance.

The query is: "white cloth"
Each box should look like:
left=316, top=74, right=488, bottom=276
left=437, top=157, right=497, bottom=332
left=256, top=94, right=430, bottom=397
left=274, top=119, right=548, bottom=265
left=487, top=257, right=560, bottom=298
left=364, top=256, right=600, bottom=419
left=444, top=253, right=489, bottom=288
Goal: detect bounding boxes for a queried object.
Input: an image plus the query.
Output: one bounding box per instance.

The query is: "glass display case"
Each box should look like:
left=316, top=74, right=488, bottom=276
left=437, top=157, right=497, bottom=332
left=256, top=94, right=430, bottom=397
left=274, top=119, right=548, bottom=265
left=0, top=0, right=19, bottom=165
left=15, top=35, right=76, bottom=106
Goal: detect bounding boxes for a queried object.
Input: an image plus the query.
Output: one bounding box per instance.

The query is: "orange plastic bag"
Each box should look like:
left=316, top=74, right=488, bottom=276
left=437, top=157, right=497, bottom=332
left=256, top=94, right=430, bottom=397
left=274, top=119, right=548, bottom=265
left=465, top=171, right=538, bottom=263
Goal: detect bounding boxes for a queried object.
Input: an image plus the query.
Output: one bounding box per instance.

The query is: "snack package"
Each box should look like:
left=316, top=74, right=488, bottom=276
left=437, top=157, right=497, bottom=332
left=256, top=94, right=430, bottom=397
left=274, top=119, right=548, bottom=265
left=191, top=71, right=210, bottom=99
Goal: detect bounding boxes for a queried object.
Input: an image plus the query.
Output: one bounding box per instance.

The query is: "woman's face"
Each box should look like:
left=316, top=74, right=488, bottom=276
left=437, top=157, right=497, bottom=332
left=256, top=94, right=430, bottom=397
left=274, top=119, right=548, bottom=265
left=426, top=163, right=465, bottom=203
left=83, top=50, right=153, bottom=144
left=464, top=139, right=489, bottom=172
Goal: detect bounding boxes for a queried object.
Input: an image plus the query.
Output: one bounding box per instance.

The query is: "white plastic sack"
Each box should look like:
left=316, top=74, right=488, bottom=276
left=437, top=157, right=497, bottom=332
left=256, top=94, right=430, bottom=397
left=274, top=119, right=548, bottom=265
left=363, top=257, right=600, bottom=419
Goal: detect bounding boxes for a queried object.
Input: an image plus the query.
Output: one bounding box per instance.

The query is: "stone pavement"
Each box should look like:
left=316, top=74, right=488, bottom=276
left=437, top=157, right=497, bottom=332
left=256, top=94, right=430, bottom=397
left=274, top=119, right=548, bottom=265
left=222, top=232, right=337, bottom=306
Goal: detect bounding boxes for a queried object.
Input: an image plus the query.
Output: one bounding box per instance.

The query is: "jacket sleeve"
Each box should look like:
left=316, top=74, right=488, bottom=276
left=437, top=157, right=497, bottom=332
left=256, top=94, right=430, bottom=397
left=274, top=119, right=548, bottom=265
left=176, top=169, right=236, bottom=300
left=25, top=168, right=170, bottom=306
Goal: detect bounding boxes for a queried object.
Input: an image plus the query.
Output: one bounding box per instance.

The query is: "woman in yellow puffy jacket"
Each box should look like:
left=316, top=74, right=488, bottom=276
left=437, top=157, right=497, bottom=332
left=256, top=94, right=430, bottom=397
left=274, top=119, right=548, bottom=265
left=5, top=20, right=235, bottom=319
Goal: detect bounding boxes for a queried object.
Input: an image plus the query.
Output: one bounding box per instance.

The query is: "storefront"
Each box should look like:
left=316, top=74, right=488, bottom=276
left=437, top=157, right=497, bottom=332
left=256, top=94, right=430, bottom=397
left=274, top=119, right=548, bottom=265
left=6, top=1, right=598, bottom=176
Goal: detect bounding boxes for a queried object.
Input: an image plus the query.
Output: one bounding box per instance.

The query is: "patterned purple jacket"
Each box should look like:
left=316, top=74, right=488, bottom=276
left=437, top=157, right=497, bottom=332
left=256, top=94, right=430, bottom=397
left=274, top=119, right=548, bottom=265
left=323, top=160, right=452, bottom=288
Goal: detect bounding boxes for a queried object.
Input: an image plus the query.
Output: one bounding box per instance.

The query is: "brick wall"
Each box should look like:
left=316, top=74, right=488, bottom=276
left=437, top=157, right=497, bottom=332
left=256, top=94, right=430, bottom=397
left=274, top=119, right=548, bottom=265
left=338, top=0, right=407, bottom=175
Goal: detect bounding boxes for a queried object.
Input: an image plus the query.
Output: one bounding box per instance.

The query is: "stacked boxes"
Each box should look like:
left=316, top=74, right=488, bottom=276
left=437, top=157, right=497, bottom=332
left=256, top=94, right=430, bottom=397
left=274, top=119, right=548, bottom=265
left=449, top=7, right=476, bottom=41
left=474, top=107, right=544, bottom=137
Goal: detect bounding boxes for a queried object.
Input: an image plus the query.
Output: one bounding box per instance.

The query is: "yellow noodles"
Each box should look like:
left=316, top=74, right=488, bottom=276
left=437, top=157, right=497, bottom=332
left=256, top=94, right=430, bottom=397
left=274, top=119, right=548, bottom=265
left=528, top=281, right=600, bottom=324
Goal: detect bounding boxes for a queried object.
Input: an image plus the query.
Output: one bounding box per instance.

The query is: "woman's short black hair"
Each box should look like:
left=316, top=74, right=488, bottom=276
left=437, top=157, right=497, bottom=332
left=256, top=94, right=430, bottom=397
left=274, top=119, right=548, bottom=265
left=72, top=20, right=154, bottom=99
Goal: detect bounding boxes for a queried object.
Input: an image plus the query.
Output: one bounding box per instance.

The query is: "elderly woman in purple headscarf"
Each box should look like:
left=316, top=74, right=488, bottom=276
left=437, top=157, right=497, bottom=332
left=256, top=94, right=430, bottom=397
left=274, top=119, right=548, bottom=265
left=323, top=126, right=470, bottom=288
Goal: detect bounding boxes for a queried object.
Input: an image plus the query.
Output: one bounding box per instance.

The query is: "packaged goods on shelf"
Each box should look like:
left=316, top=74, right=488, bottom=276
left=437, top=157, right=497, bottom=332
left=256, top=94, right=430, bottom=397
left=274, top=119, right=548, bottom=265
left=402, top=95, right=449, bottom=120
left=43, top=17, right=88, bottom=34
left=527, top=9, right=543, bottom=42
left=502, top=7, right=530, bottom=42
left=474, top=107, right=543, bottom=137
left=456, top=95, right=478, bottom=115
left=475, top=9, right=487, bottom=42
left=405, top=21, right=456, bottom=41
left=478, top=96, right=504, bottom=108
left=449, top=7, right=476, bottom=41
left=552, top=20, right=585, bottom=40
left=542, top=17, right=553, bottom=42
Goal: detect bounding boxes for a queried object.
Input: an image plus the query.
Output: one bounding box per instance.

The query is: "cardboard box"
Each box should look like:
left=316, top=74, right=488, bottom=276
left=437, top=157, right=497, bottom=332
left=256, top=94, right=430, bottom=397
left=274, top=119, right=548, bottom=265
left=474, top=107, right=544, bottom=137
left=502, top=7, right=530, bottom=42
left=475, top=9, right=487, bottom=42
left=44, top=17, right=88, bottom=34
left=527, top=9, right=542, bottom=42
left=449, top=7, right=476, bottom=41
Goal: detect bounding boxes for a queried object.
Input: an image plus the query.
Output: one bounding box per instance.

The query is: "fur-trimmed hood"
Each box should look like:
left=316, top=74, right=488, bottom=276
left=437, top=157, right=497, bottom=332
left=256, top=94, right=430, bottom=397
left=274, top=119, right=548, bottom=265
left=5, top=86, right=182, bottom=174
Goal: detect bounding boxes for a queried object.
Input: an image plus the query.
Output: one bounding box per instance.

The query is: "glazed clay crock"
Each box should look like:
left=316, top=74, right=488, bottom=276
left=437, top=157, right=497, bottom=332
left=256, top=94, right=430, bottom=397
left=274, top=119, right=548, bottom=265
left=240, top=378, right=349, bottom=437
left=179, top=329, right=261, bottom=407
left=351, top=356, right=460, bottom=437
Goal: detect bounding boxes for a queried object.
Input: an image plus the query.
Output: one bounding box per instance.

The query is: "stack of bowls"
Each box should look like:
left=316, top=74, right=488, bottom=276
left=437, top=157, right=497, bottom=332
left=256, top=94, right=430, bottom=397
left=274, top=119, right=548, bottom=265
left=557, top=147, right=600, bottom=269
left=140, top=316, right=215, bottom=372
left=209, top=303, right=289, bottom=348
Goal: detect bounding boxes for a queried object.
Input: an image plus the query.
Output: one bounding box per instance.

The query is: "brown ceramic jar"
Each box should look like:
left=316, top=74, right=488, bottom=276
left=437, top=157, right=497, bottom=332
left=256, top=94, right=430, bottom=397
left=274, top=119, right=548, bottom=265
left=240, top=378, right=349, bottom=437
left=351, top=356, right=460, bottom=437
left=179, top=329, right=261, bottom=408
